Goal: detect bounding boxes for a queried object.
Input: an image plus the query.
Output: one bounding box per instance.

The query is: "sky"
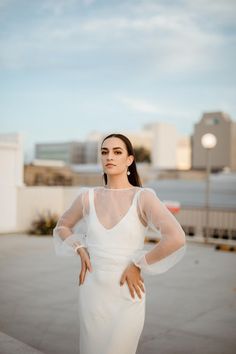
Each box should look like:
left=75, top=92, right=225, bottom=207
left=0, top=0, right=236, bottom=161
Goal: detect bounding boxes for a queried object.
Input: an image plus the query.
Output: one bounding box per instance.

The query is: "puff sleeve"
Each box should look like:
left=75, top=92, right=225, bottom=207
left=131, top=188, right=186, bottom=275
left=53, top=188, right=89, bottom=256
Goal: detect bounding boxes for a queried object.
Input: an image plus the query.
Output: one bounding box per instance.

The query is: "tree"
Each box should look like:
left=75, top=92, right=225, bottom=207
left=133, top=146, right=151, bottom=162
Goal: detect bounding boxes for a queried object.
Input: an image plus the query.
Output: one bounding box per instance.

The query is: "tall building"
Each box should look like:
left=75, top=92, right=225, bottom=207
left=34, top=122, right=192, bottom=170
left=152, top=122, right=177, bottom=169
left=192, top=112, right=236, bottom=171
left=141, top=124, right=191, bottom=170
left=176, top=136, right=191, bottom=170
left=98, top=124, right=191, bottom=170
left=35, top=140, right=99, bottom=164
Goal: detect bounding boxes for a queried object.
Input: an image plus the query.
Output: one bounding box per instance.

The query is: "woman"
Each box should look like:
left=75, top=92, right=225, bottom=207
left=53, top=133, right=186, bottom=354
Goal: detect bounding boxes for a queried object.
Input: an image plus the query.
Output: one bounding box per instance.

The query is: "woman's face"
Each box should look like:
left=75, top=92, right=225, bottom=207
left=101, top=137, right=134, bottom=176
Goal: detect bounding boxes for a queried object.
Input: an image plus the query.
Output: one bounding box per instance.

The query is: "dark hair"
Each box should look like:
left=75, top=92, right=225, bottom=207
left=101, top=133, right=142, bottom=187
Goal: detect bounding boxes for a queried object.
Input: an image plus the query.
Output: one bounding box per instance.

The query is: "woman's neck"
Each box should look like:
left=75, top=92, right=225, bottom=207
left=105, top=176, right=133, bottom=190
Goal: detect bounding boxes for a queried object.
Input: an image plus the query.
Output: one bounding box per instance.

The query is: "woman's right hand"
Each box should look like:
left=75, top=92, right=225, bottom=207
left=77, top=247, right=93, bottom=285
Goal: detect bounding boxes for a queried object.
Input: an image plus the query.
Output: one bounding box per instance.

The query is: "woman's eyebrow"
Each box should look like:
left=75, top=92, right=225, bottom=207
left=101, top=147, right=124, bottom=150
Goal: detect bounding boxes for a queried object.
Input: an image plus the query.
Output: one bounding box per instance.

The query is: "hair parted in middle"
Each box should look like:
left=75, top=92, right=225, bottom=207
left=101, top=133, right=142, bottom=187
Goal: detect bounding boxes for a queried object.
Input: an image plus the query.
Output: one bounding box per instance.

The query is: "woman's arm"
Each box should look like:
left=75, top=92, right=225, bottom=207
left=132, top=188, right=186, bottom=275
left=53, top=188, right=89, bottom=256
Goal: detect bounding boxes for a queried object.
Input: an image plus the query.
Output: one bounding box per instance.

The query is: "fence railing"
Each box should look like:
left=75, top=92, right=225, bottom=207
left=146, top=206, right=236, bottom=245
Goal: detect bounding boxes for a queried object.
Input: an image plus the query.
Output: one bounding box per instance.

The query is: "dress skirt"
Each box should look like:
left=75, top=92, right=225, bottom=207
left=78, top=250, right=146, bottom=354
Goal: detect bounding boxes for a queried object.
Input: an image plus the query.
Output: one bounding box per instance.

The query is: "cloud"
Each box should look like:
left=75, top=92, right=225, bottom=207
left=40, top=0, right=95, bottom=16
left=118, top=96, right=159, bottom=114
left=0, top=0, right=234, bottom=76
left=0, top=0, right=12, bottom=9
left=116, top=95, right=197, bottom=120
left=182, top=0, right=236, bottom=25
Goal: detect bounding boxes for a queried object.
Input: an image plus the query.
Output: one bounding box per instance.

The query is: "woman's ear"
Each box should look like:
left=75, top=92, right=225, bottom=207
left=127, top=155, right=134, bottom=166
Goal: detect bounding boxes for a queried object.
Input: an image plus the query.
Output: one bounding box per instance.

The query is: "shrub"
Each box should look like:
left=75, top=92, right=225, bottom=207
left=29, top=210, right=58, bottom=236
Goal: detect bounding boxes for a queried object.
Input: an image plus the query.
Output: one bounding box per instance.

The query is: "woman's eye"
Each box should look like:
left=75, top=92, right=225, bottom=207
left=101, top=151, right=122, bottom=155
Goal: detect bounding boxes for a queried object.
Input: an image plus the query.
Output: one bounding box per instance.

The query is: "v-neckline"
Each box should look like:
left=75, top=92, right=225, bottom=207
left=91, top=188, right=138, bottom=232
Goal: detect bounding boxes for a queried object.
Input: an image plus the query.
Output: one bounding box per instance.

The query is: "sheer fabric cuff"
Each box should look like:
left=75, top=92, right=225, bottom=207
left=53, top=232, right=87, bottom=257
left=131, top=245, right=186, bottom=275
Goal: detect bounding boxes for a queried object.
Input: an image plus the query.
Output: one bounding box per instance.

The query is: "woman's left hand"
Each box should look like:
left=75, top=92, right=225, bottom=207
left=120, top=263, right=145, bottom=299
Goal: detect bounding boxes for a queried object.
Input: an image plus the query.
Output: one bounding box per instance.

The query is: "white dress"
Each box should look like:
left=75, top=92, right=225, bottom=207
left=53, top=186, right=186, bottom=354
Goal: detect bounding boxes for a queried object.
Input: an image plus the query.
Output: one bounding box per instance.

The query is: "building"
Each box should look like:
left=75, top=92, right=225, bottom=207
left=24, top=159, right=73, bottom=186
left=176, top=135, right=191, bottom=170
left=35, top=123, right=191, bottom=170
left=96, top=124, right=191, bottom=170
left=144, top=122, right=191, bottom=170
left=192, top=111, right=236, bottom=171
left=35, top=141, right=84, bottom=164
left=35, top=140, right=98, bottom=164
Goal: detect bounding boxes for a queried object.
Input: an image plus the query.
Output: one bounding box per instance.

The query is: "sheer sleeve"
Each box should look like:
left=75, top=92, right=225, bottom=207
left=53, top=187, right=89, bottom=256
left=131, top=187, right=186, bottom=275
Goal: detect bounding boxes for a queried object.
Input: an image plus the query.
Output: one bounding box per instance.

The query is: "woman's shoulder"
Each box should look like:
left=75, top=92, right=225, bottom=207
left=137, top=186, right=161, bottom=204
left=132, top=186, right=154, bottom=198
left=76, top=185, right=104, bottom=196
left=139, top=186, right=157, bottom=196
left=76, top=186, right=90, bottom=192
left=136, top=187, right=163, bottom=212
left=75, top=186, right=93, bottom=199
left=76, top=185, right=100, bottom=191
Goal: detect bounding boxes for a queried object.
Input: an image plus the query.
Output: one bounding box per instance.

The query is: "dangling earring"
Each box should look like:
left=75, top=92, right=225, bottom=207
left=127, top=169, right=131, bottom=176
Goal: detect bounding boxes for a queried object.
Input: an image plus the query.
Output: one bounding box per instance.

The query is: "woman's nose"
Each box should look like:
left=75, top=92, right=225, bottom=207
left=107, top=152, right=114, bottom=160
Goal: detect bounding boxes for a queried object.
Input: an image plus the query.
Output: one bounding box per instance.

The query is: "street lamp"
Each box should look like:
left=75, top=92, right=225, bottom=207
left=201, top=133, right=217, bottom=243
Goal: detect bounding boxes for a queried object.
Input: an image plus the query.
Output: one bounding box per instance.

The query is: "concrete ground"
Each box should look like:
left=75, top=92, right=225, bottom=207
left=0, top=234, right=235, bottom=354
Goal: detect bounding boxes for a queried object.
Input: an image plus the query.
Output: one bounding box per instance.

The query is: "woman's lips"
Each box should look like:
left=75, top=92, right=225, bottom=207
left=106, top=164, right=116, bottom=167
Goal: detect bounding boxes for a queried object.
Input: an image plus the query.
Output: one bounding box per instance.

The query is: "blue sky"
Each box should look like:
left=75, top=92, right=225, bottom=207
left=1, top=0, right=236, bottom=161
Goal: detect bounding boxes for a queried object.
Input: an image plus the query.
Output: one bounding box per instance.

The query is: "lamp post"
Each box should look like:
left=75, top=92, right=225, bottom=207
left=201, top=133, right=217, bottom=243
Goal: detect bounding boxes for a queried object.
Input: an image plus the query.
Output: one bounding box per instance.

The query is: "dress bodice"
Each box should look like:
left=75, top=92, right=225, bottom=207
left=85, top=188, right=147, bottom=271
left=53, top=185, right=186, bottom=275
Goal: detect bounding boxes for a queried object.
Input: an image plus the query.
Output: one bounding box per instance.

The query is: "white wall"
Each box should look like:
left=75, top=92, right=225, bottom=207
left=0, top=134, right=24, bottom=186
left=16, top=186, right=83, bottom=233
left=176, top=135, right=191, bottom=170
left=0, top=186, right=18, bottom=233
left=151, top=123, right=178, bottom=169
left=17, top=186, right=63, bottom=232
left=0, top=133, right=24, bottom=233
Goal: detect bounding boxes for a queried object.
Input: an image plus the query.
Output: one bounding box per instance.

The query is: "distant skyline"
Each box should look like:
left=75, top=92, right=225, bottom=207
left=1, top=0, right=236, bottom=161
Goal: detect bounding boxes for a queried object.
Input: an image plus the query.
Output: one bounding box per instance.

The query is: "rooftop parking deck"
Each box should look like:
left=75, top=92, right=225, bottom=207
left=0, top=234, right=235, bottom=354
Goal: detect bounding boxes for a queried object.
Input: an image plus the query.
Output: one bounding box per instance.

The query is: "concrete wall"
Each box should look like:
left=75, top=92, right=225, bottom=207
left=151, top=123, right=178, bottom=169
left=16, top=186, right=82, bottom=233
left=176, top=135, right=191, bottom=170
left=0, top=133, right=24, bottom=233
